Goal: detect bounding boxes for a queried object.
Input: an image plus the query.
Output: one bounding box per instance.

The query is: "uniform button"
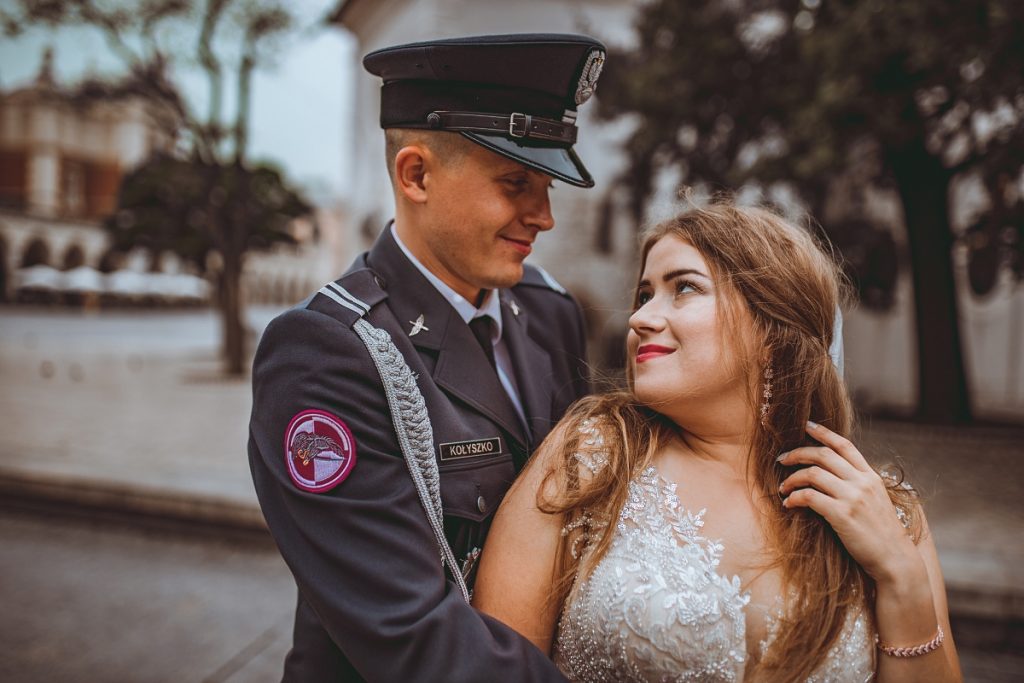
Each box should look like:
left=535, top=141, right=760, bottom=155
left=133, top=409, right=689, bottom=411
left=476, top=495, right=488, bottom=514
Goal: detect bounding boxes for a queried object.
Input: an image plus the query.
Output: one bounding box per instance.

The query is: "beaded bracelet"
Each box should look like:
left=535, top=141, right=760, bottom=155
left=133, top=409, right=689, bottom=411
left=876, top=625, right=945, bottom=657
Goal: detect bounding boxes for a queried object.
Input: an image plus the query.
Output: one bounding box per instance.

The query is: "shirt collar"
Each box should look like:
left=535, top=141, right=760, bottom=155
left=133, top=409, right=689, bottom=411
left=391, top=224, right=504, bottom=338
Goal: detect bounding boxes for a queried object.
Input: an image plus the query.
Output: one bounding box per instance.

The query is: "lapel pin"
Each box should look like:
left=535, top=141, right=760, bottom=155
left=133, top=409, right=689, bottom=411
left=409, top=314, right=429, bottom=336
left=510, top=301, right=520, bottom=317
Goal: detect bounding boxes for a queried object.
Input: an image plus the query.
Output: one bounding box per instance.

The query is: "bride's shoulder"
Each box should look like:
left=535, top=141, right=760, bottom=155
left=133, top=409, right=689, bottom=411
left=571, top=414, right=614, bottom=477
left=534, top=403, right=618, bottom=473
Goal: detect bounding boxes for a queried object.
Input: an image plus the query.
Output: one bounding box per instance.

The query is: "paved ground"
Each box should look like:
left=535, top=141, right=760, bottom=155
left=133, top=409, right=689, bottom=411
left=0, top=306, right=1022, bottom=680
left=2, top=509, right=1020, bottom=683
left=0, top=308, right=274, bottom=513
left=0, top=512, right=294, bottom=683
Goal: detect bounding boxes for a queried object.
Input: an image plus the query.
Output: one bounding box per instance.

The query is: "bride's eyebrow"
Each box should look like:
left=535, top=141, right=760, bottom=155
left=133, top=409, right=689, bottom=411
left=638, top=268, right=709, bottom=289
left=662, top=268, right=708, bottom=282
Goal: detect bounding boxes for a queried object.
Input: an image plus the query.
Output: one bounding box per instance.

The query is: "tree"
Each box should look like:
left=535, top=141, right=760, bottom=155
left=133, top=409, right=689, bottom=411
left=3, top=0, right=318, bottom=375
left=598, top=0, right=1024, bottom=423
left=107, top=155, right=311, bottom=367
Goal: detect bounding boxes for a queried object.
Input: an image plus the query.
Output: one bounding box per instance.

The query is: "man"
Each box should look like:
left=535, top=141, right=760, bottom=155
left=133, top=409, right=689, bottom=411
left=248, top=33, right=605, bottom=681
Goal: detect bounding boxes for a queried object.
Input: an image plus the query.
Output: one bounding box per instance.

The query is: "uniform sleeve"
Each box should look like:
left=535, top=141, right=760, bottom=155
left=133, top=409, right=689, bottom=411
left=247, top=308, right=567, bottom=682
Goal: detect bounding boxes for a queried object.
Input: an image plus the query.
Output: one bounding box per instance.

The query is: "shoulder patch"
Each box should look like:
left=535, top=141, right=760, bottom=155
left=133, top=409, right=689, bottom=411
left=520, top=264, right=569, bottom=295
left=285, top=410, right=357, bottom=493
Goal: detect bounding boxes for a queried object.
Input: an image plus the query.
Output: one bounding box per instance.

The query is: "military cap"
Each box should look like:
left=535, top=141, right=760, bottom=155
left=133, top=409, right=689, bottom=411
left=363, top=33, right=606, bottom=188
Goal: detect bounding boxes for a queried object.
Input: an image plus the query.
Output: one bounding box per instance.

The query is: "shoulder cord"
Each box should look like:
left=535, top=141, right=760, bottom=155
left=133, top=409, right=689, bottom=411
left=353, top=318, right=472, bottom=604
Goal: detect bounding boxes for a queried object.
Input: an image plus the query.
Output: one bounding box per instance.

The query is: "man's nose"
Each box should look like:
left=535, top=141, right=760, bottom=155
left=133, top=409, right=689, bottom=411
left=523, top=187, right=555, bottom=232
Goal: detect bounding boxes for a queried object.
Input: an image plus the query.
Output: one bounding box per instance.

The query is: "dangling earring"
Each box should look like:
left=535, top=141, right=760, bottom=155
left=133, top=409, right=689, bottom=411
left=760, top=361, right=774, bottom=427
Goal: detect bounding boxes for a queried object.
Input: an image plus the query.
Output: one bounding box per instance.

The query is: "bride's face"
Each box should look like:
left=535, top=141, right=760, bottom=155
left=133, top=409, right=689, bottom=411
left=627, top=235, right=755, bottom=415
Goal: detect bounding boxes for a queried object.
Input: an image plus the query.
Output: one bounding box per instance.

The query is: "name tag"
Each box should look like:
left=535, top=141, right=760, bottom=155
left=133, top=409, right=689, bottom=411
left=439, top=437, right=501, bottom=461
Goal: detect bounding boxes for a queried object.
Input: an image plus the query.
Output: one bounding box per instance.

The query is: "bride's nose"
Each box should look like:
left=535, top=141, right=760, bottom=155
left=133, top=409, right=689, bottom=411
left=629, top=302, right=667, bottom=336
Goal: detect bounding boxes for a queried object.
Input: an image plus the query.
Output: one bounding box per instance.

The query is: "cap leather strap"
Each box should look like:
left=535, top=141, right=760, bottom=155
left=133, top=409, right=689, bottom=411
left=425, top=110, right=577, bottom=144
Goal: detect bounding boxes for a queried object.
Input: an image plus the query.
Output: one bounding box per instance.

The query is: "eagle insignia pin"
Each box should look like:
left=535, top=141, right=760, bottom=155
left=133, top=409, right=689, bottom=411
left=409, top=314, right=429, bottom=336
left=284, top=410, right=356, bottom=493
left=574, top=49, right=606, bottom=105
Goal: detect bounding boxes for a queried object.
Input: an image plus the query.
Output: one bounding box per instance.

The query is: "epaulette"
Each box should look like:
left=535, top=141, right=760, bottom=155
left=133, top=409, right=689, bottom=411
left=306, top=268, right=388, bottom=328
left=517, top=263, right=570, bottom=297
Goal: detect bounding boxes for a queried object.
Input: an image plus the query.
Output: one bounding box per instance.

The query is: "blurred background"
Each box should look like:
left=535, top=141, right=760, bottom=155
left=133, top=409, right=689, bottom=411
left=0, top=0, right=1021, bottom=680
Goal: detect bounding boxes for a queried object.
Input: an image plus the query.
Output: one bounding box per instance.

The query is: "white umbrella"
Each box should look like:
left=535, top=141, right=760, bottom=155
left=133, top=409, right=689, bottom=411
left=106, top=270, right=148, bottom=298
left=17, top=265, right=63, bottom=290
left=176, top=274, right=210, bottom=301
left=141, top=272, right=175, bottom=299
left=62, top=265, right=105, bottom=293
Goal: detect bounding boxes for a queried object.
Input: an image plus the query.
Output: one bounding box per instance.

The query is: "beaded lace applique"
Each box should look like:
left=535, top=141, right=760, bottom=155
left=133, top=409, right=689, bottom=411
left=553, top=422, right=876, bottom=682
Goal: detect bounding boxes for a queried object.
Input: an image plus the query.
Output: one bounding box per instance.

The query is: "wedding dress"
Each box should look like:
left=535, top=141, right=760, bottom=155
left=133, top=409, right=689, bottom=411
left=553, top=420, right=877, bottom=682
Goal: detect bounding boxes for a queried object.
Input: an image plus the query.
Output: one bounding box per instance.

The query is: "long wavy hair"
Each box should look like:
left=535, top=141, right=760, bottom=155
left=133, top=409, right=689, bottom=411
left=538, top=201, right=918, bottom=682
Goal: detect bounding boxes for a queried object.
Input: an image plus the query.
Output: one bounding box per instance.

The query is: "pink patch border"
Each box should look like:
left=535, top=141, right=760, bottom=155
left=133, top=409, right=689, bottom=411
left=284, top=409, right=357, bottom=493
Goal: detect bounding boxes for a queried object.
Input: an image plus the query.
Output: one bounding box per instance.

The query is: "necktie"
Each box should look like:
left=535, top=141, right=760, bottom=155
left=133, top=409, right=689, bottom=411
left=469, top=315, right=497, bottom=370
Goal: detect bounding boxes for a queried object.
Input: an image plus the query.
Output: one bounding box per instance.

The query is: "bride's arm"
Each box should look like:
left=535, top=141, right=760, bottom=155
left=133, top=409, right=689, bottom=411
left=778, top=421, right=961, bottom=682
left=474, top=433, right=567, bottom=655
left=871, top=512, right=960, bottom=682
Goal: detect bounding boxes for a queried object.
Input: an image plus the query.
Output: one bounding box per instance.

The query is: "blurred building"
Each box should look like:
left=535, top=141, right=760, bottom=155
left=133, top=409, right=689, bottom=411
left=0, top=48, right=341, bottom=308
left=242, top=205, right=349, bottom=307
left=0, top=49, right=170, bottom=300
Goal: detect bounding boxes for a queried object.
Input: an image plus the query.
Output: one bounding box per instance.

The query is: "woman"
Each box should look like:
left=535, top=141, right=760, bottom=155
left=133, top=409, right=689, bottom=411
left=473, top=203, right=961, bottom=682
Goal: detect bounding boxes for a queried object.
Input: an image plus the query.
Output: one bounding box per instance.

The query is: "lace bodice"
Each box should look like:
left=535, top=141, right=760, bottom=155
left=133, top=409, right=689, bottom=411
left=553, top=424, right=876, bottom=682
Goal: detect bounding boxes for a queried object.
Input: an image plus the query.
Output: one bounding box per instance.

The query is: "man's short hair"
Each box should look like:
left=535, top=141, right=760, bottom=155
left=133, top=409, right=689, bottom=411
left=384, top=129, right=470, bottom=186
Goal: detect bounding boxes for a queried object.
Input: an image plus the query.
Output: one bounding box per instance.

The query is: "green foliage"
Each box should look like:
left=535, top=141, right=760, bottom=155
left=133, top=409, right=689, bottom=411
left=106, top=154, right=311, bottom=271
left=599, top=0, right=1024, bottom=289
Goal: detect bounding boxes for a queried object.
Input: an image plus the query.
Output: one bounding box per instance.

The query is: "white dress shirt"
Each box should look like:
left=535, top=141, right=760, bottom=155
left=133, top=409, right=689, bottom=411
left=391, top=225, right=527, bottom=427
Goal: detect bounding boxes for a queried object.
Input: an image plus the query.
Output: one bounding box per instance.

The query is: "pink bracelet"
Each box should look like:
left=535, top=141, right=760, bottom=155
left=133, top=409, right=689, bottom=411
left=876, top=625, right=945, bottom=657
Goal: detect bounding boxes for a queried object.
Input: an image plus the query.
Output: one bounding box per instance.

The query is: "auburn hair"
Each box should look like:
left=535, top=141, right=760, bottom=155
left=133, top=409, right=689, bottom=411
left=537, top=201, right=918, bottom=682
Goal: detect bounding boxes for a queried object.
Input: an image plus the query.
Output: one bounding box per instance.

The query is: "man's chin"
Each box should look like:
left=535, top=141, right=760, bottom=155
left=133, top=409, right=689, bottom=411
left=483, top=263, right=525, bottom=290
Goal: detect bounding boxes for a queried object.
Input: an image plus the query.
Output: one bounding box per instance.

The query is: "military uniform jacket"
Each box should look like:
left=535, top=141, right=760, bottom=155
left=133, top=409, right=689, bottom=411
left=248, top=228, right=590, bottom=682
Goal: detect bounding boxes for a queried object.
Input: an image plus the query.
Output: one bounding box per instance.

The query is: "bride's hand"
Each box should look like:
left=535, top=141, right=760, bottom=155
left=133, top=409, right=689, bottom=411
left=777, top=421, right=922, bottom=585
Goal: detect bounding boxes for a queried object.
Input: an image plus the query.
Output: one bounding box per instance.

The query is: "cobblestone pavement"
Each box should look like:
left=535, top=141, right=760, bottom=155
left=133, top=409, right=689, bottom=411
left=1, top=307, right=1021, bottom=679
left=0, top=308, right=275, bottom=509
left=2, top=510, right=1020, bottom=683
left=0, top=512, right=294, bottom=683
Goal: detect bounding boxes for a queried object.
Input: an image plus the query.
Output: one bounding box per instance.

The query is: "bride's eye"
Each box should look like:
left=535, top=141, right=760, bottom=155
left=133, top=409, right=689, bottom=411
left=675, top=279, right=700, bottom=296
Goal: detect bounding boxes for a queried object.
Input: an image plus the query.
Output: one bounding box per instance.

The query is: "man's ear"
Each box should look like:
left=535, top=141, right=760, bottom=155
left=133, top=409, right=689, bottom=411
left=394, top=145, right=431, bottom=204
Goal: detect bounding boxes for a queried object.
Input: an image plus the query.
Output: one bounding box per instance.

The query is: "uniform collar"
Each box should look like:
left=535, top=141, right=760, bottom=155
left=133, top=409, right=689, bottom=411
left=390, top=223, right=504, bottom=339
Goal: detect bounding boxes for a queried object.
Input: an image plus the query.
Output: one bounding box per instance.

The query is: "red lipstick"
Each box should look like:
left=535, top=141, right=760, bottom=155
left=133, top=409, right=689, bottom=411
left=636, top=344, right=675, bottom=363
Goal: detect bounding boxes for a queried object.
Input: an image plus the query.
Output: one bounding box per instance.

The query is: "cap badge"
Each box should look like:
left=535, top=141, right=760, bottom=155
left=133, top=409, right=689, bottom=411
left=575, top=49, right=606, bottom=105
left=409, top=314, right=429, bottom=336
left=285, top=410, right=356, bottom=493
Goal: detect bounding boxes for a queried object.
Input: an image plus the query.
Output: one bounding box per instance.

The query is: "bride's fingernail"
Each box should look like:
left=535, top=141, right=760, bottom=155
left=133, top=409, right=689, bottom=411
left=807, top=420, right=819, bottom=430
left=775, top=452, right=788, bottom=462
left=781, top=495, right=790, bottom=508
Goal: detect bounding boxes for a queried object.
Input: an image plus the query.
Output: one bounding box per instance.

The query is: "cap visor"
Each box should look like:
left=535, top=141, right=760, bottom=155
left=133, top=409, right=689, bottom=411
left=461, top=133, right=594, bottom=188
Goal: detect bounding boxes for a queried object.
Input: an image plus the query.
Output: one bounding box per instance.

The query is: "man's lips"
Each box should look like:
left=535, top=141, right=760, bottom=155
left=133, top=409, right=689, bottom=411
left=500, top=236, right=533, bottom=255
left=636, top=344, right=675, bottom=363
